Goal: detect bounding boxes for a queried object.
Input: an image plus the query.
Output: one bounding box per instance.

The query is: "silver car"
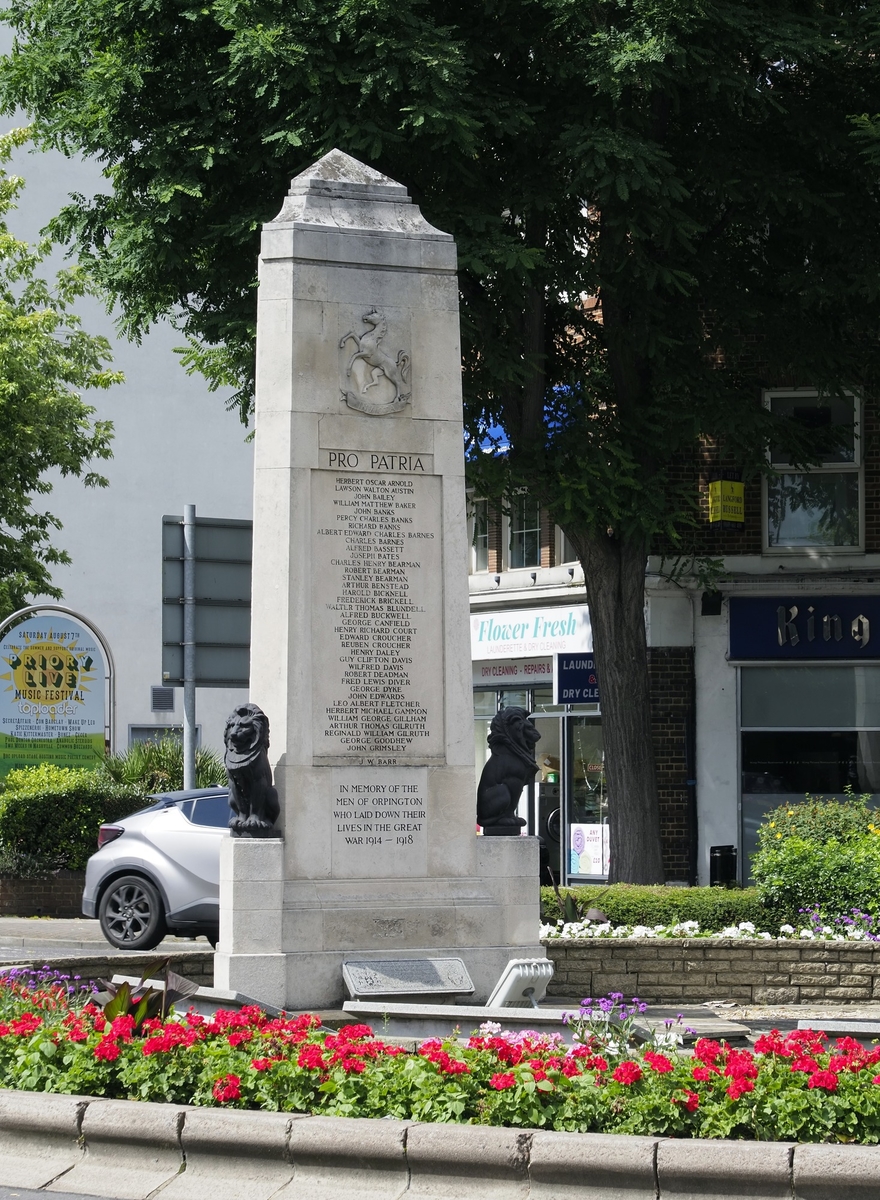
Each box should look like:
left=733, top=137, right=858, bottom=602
left=82, top=788, right=231, bottom=950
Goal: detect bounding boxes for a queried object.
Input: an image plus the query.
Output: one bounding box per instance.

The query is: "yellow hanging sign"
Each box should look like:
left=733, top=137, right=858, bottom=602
left=708, top=478, right=744, bottom=524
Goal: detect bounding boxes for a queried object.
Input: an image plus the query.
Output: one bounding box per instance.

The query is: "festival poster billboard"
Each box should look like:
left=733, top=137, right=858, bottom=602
left=0, top=615, right=106, bottom=776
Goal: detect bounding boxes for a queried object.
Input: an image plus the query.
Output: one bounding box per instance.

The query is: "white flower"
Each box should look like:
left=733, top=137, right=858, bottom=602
left=719, top=926, right=740, bottom=938
left=758, top=932, right=772, bottom=940
left=669, top=920, right=700, bottom=937
left=653, top=1030, right=683, bottom=1049
left=821, top=926, right=833, bottom=936
left=799, top=929, right=815, bottom=939
left=779, top=924, right=795, bottom=935
left=738, top=922, right=756, bottom=933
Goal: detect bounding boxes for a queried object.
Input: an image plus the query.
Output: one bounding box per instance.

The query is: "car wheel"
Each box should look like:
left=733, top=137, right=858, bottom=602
left=98, top=875, right=167, bottom=951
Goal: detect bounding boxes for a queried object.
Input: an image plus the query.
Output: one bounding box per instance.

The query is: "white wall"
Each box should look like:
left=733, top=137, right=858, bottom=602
left=0, top=90, right=254, bottom=755
left=693, top=602, right=739, bottom=883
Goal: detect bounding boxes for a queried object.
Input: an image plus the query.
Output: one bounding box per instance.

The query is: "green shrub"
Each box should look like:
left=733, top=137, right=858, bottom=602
left=751, top=794, right=880, bottom=924
left=539, top=884, right=768, bottom=930
left=752, top=837, right=880, bottom=925
left=754, top=794, right=873, bottom=850
left=99, top=736, right=226, bottom=791
left=0, top=764, right=147, bottom=873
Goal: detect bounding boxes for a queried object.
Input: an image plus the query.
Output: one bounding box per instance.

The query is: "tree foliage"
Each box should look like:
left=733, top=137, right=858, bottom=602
left=0, top=126, right=119, bottom=615
left=4, top=1, right=880, bottom=876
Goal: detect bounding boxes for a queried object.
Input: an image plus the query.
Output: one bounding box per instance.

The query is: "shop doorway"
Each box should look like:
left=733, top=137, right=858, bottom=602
left=473, top=688, right=606, bottom=884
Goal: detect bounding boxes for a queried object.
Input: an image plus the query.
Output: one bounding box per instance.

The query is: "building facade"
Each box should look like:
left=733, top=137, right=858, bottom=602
left=469, top=389, right=880, bottom=886
left=2, top=115, right=253, bottom=758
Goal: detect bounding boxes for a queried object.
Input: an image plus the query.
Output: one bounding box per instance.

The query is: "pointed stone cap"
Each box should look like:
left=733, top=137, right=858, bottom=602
left=287, top=148, right=411, bottom=204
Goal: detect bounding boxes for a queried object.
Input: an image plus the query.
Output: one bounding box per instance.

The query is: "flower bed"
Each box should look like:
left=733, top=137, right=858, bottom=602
left=3, top=969, right=880, bottom=1143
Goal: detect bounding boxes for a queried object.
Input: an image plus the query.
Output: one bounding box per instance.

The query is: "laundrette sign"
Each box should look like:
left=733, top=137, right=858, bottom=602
left=729, top=596, right=879, bottom=660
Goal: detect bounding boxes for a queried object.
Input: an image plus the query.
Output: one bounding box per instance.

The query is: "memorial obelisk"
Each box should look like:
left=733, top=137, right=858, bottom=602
left=215, top=150, right=542, bottom=1009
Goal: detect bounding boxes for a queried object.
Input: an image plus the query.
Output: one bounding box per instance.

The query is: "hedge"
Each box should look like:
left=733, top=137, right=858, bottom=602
left=0, top=764, right=148, bottom=873
left=540, top=884, right=769, bottom=931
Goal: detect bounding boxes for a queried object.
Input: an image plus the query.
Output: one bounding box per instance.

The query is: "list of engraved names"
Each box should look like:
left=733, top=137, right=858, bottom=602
left=312, top=467, right=444, bottom=762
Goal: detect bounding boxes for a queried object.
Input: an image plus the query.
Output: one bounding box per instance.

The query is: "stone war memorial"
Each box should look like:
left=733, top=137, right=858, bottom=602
left=214, top=149, right=542, bottom=1010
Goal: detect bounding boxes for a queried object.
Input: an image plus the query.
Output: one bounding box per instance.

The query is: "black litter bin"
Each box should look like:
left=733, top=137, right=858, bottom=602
left=710, top=844, right=737, bottom=887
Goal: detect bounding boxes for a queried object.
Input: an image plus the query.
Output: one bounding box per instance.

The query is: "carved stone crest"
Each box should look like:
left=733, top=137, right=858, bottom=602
left=339, top=309, right=411, bottom=416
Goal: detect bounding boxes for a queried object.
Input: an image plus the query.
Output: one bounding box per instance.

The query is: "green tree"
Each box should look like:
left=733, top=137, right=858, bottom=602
left=0, top=125, right=119, bottom=614
left=4, top=1, right=880, bottom=879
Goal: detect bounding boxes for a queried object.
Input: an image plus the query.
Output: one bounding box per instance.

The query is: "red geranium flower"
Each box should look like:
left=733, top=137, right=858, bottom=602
left=726, top=1078, right=754, bottom=1101
left=251, top=1058, right=274, bottom=1071
left=693, top=1038, right=722, bottom=1065
left=94, top=1038, right=121, bottom=1061
left=807, top=1070, right=838, bottom=1092
left=297, top=1044, right=326, bottom=1070
left=644, top=1051, right=674, bottom=1074
left=612, top=1061, right=642, bottom=1085
left=212, top=1074, right=241, bottom=1102
left=338, top=1024, right=373, bottom=1040
left=791, top=1056, right=820, bottom=1074
left=490, top=1072, right=516, bottom=1090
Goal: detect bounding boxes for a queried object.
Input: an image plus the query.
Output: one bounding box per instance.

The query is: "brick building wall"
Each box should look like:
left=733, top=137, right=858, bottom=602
left=0, top=870, right=86, bottom=918
left=658, top=394, right=879, bottom=559
left=647, top=648, right=694, bottom=882
left=486, top=502, right=503, bottom=574
left=863, top=399, right=880, bottom=552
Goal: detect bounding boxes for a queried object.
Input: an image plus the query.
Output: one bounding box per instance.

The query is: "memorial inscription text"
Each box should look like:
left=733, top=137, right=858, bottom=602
left=312, top=467, right=444, bottom=764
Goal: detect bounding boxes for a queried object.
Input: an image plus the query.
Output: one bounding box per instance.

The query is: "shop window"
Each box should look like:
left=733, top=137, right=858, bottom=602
left=471, top=498, right=490, bottom=573
left=764, top=390, right=861, bottom=551
left=740, top=664, right=880, bottom=881
left=508, top=496, right=541, bottom=569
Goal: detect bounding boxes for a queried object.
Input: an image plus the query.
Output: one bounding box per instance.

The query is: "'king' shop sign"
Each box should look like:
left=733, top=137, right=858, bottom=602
left=729, top=596, right=880, bottom=660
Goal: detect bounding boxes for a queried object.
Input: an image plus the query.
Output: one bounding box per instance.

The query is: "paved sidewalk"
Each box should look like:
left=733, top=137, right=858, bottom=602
left=0, top=916, right=209, bottom=960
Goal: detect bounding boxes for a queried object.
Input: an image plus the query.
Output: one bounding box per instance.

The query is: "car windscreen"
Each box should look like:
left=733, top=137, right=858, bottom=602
left=178, top=794, right=232, bottom=828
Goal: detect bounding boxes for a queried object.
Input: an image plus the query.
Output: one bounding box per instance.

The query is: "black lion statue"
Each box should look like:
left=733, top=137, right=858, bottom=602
left=223, top=703, right=280, bottom=838
left=477, top=706, right=541, bottom=834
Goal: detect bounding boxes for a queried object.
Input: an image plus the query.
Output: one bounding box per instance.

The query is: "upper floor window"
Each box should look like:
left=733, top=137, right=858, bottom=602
left=508, top=495, right=541, bottom=568
left=558, top=529, right=579, bottom=564
left=764, top=390, right=861, bottom=552
left=472, top=497, right=489, bottom=572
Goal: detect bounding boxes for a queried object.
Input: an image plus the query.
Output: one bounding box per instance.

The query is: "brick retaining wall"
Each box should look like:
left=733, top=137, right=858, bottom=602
left=0, top=871, right=85, bottom=918
left=544, top=938, right=880, bottom=1005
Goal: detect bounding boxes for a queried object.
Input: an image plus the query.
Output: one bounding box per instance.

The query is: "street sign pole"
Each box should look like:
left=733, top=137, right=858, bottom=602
left=183, top=503, right=197, bottom=790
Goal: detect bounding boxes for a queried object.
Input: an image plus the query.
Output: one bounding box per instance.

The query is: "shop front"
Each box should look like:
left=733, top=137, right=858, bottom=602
left=471, top=603, right=609, bottom=884
left=730, top=595, right=880, bottom=881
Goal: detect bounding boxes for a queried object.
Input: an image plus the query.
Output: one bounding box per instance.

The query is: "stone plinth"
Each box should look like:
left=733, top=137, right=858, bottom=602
left=216, top=150, right=541, bottom=1009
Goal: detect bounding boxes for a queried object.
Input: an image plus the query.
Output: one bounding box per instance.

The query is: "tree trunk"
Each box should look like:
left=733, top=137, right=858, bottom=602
left=573, top=527, right=664, bottom=884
